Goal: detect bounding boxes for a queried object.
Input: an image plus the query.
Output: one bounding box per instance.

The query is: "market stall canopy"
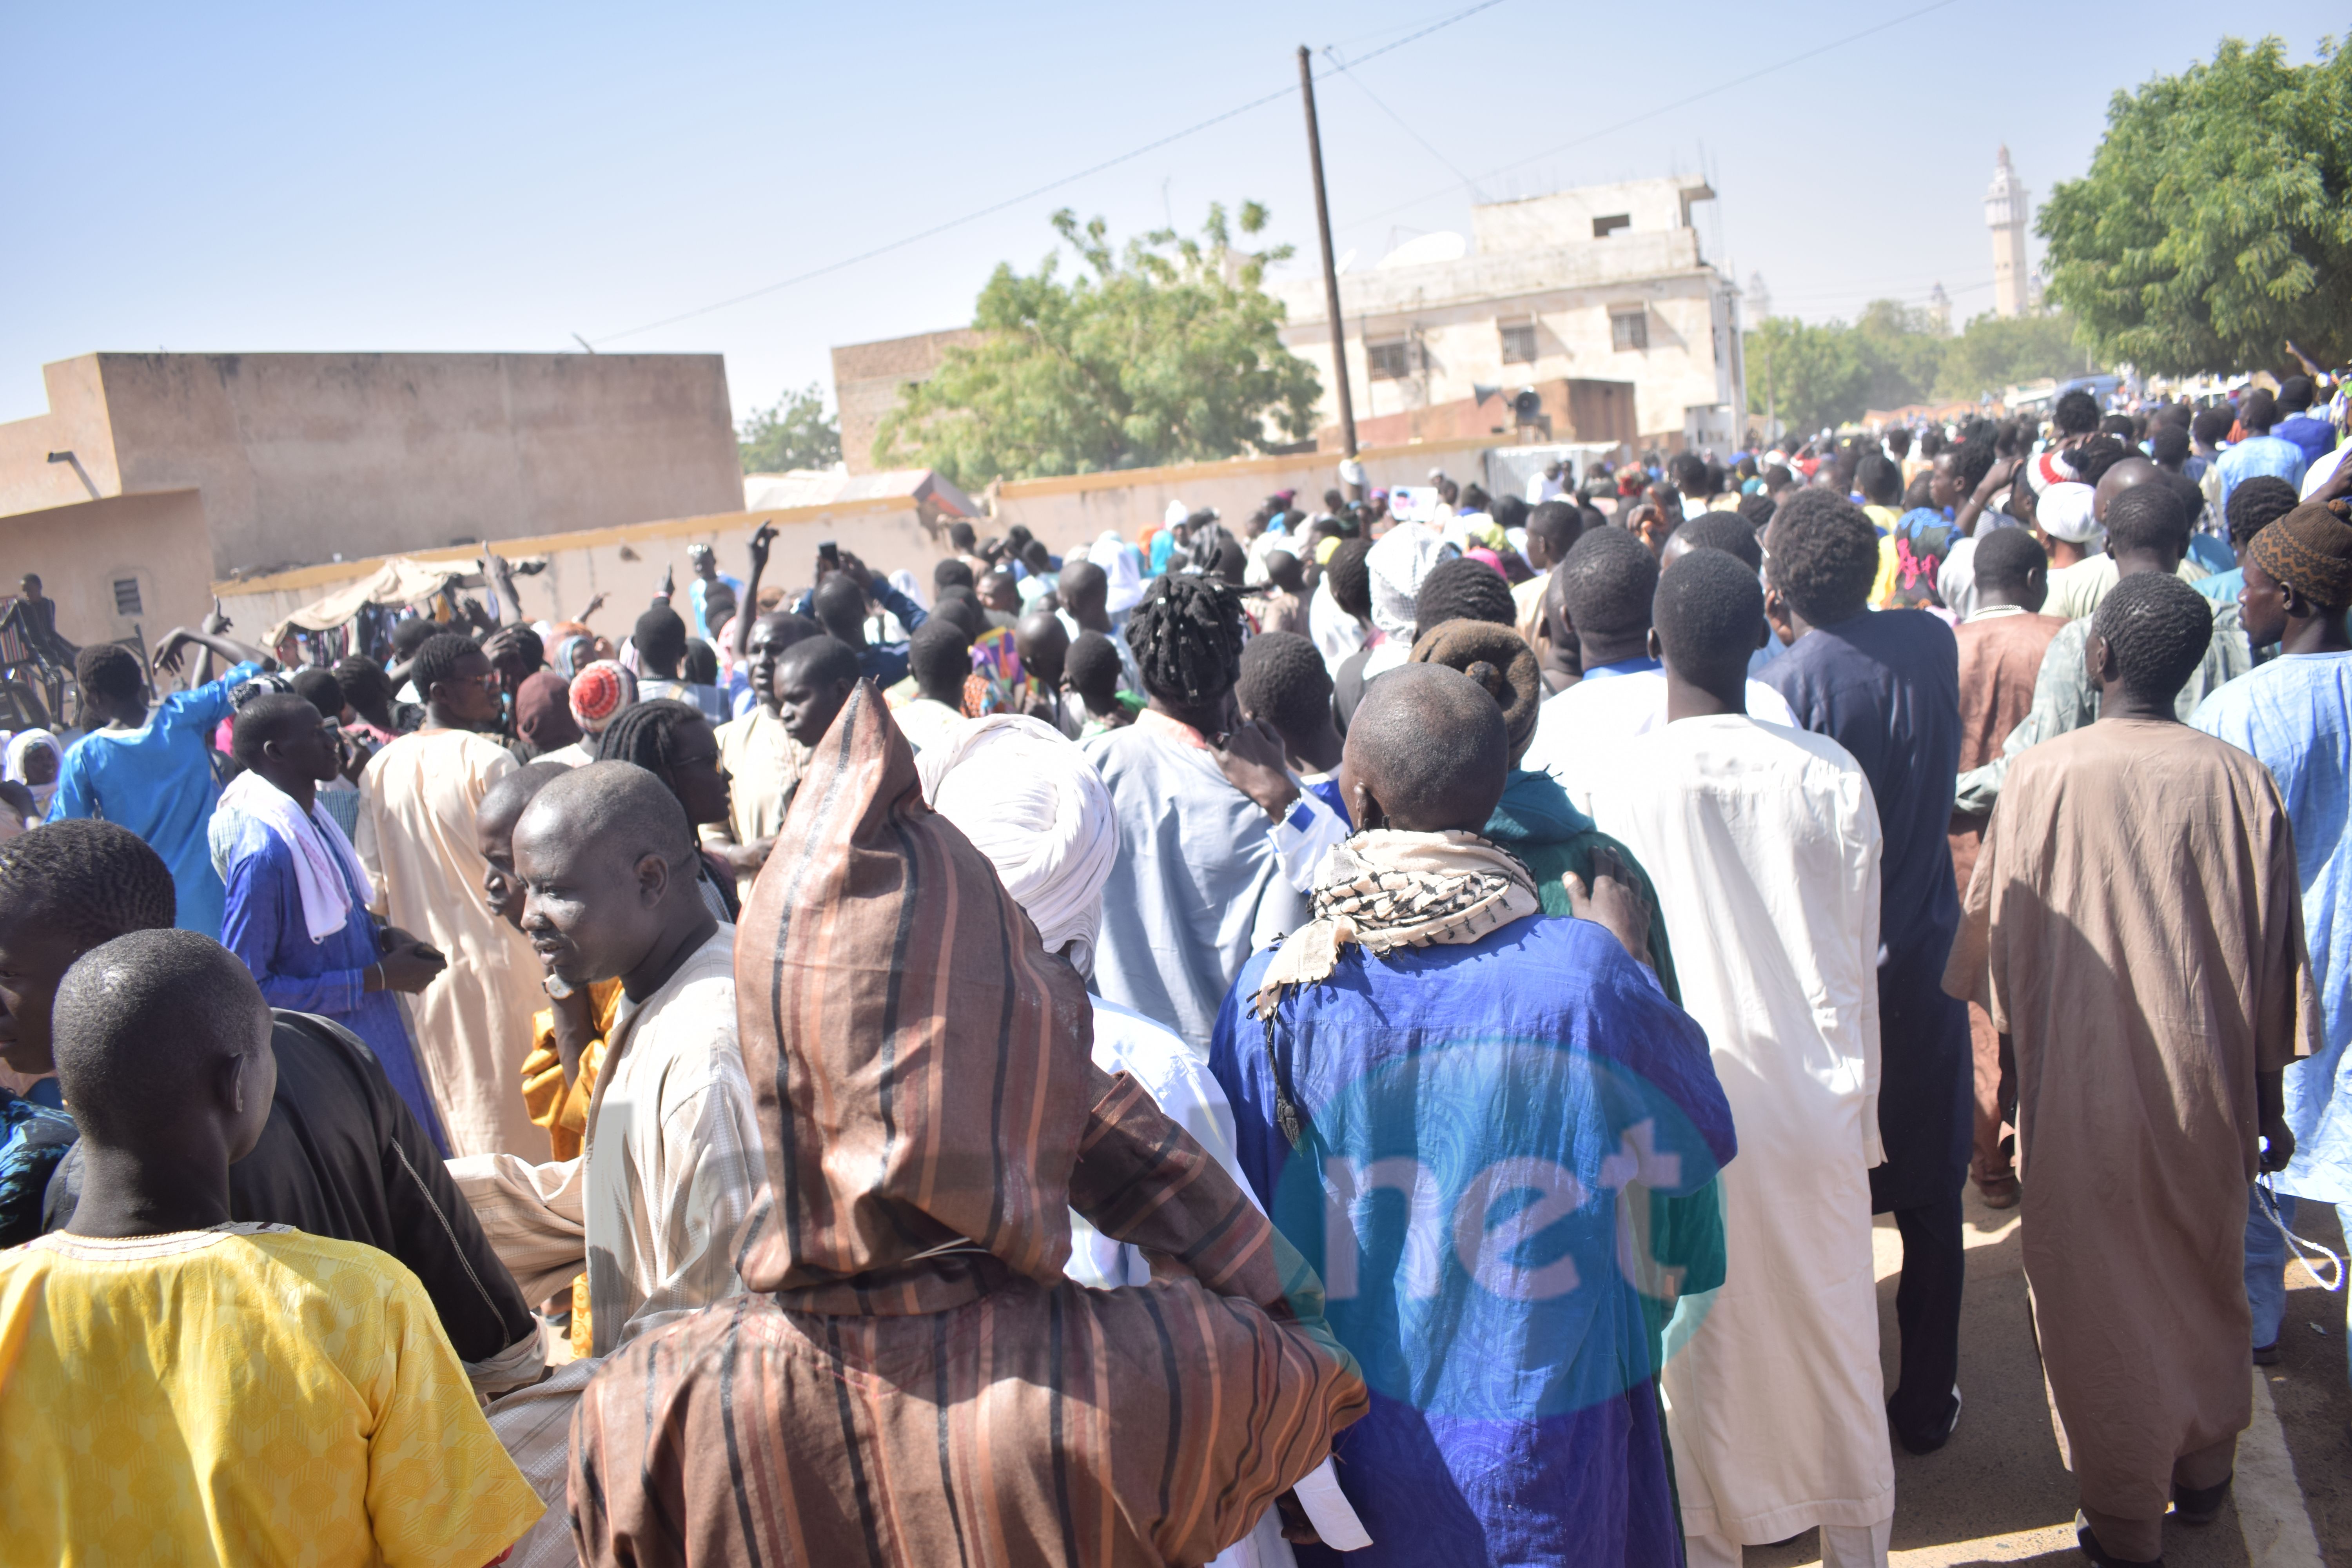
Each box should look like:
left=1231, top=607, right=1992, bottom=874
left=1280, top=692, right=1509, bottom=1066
left=266, top=555, right=472, bottom=646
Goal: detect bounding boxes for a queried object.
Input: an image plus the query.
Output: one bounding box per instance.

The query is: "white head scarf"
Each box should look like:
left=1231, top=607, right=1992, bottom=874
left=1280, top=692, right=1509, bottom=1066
left=2038, top=482, right=2101, bottom=545
left=4, top=728, right=63, bottom=814
left=1364, top=523, right=1452, bottom=642
left=1091, top=530, right=1145, bottom=615
left=916, top=714, right=1117, bottom=976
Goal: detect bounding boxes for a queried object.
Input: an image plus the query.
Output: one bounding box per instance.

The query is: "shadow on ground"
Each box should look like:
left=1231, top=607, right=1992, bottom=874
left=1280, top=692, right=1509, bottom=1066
left=1732, top=1182, right=2347, bottom=1564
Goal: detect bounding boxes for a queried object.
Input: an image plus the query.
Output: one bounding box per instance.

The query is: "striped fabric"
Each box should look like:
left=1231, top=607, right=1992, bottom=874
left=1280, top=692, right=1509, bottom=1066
left=570, top=681, right=1368, bottom=1566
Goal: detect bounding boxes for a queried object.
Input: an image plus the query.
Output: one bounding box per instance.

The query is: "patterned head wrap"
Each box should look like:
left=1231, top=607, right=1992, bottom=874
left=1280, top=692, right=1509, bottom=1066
left=551, top=632, right=596, bottom=680
left=734, top=680, right=1097, bottom=1308
left=567, top=659, right=636, bottom=735
left=2025, top=448, right=2080, bottom=495
left=1408, top=619, right=1542, bottom=763
left=2248, top=499, right=2352, bottom=610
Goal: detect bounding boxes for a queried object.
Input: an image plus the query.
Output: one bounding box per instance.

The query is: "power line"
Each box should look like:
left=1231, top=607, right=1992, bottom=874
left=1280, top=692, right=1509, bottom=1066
left=1334, top=0, right=1967, bottom=237
left=1321, top=44, right=1486, bottom=201
left=588, top=0, right=1508, bottom=346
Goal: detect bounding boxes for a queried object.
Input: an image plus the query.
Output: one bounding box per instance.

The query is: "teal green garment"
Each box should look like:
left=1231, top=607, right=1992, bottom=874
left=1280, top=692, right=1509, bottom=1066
left=1485, top=768, right=1681, bottom=1004
left=1484, top=767, right=1726, bottom=1349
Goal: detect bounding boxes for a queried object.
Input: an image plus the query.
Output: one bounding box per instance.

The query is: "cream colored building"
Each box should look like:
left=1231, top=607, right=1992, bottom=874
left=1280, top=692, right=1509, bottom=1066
left=1985, top=147, right=2032, bottom=320
left=1269, top=177, right=1746, bottom=449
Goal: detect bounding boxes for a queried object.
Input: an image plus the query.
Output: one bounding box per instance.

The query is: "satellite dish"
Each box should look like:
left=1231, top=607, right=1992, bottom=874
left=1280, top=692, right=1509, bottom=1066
left=1335, top=247, right=1357, bottom=275
left=1474, top=383, right=1502, bottom=407
left=1377, top=231, right=1468, bottom=270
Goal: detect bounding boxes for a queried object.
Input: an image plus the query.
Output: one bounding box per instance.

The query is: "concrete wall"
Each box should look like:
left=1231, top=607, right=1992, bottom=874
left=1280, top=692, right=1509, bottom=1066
left=1469, top=178, right=1715, bottom=251
left=991, top=437, right=1522, bottom=555
left=216, top=499, right=947, bottom=651
left=0, top=489, right=216, bottom=655
left=72, top=352, right=743, bottom=578
left=831, top=329, right=981, bottom=475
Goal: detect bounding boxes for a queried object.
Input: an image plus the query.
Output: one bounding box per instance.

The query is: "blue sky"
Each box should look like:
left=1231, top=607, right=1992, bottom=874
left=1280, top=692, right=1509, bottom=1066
left=2, top=2, right=2334, bottom=427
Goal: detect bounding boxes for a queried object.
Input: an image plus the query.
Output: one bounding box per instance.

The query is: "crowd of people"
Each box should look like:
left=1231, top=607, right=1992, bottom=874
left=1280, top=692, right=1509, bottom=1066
left=0, top=371, right=2347, bottom=1568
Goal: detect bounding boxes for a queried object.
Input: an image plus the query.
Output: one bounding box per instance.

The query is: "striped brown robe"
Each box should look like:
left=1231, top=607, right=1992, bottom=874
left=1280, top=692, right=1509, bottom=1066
left=570, top=682, right=1367, bottom=1567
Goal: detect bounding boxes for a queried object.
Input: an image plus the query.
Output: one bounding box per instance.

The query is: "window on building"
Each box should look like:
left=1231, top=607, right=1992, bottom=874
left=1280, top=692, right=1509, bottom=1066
left=1367, top=339, right=1412, bottom=380
left=112, top=578, right=143, bottom=616
left=1591, top=214, right=1631, bottom=238
left=1499, top=321, right=1537, bottom=365
left=1610, top=309, right=1648, bottom=352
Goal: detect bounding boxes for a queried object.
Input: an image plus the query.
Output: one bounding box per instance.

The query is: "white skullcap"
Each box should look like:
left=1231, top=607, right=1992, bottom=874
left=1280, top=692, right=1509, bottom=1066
left=1364, top=522, right=1451, bottom=641
left=2038, top=482, right=2101, bottom=544
left=1164, top=499, right=1190, bottom=529
left=1338, top=458, right=1367, bottom=487
left=917, top=714, right=1118, bottom=975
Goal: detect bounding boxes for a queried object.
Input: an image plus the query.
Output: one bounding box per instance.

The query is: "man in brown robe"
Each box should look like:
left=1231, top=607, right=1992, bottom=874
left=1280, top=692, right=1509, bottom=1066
left=1946, top=527, right=2067, bottom=1208
left=568, top=681, right=1368, bottom=1568
left=1944, top=573, right=2313, bottom=1567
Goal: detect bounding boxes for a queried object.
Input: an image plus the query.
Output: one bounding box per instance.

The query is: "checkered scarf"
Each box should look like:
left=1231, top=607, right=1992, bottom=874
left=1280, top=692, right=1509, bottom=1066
left=1252, top=828, right=1540, bottom=1020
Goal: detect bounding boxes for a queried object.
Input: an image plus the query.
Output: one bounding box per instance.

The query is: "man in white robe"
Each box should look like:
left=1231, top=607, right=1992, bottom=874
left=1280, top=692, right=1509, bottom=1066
left=448, top=762, right=764, bottom=1568
left=1586, top=549, right=1896, bottom=1568
left=358, top=634, right=548, bottom=1157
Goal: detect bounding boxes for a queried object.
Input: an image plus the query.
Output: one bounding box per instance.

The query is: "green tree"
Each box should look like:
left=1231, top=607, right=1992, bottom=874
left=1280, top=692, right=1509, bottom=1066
left=2040, top=35, right=2352, bottom=375
left=873, top=203, right=1321, bottom=487
left=1851, top=299, right=1947, bottom=414
left=1933, top=312, right=2092, bottom=400
left=1745, top=316, right=1867, bottom=435
left=738, top=382, right=842, bottom=473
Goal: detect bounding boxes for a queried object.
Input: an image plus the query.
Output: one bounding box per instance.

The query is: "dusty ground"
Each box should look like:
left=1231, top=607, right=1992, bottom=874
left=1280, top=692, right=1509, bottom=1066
left=1743, top=1187, right=2347, bottom=1566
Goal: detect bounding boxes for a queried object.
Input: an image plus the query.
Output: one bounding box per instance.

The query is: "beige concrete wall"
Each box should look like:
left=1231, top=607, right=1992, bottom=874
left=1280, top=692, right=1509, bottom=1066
left=991, top=437, right=1509, bottom=556
left=83, top=352, right=744, bottom=579
left=216, top=499, right=949, bottom=649
left=0, top=358, right=124, bottom=518
left=830, top=329, right=980, bottom=475
left=0, top=488, right=216, bottom=655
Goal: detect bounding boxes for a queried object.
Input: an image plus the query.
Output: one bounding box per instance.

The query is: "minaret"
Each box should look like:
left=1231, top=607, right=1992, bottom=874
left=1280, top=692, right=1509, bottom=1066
left=1985, top=146, right=2031, bottom=319
left=1928, top=282, right=1952, bottom=334
left=1746, top=270, right=1771, bottom=323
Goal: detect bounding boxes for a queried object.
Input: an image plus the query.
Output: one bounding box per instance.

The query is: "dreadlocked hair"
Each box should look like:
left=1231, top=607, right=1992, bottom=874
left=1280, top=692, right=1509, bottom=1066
left=1123, top=574, right=1246, bottom=706
left=0, top=820, right=176, bottom=947
left=595, top=698, right=708, bottom=776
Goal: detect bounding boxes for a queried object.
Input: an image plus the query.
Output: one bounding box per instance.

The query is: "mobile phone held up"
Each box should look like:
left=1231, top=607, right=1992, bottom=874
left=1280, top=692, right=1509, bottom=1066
left=817, top=541, right=840, bottom=570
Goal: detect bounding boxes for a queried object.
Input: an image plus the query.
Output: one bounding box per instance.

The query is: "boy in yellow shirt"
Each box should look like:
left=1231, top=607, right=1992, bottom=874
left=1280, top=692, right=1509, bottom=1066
left=0, top=928, right=543, bottom=1567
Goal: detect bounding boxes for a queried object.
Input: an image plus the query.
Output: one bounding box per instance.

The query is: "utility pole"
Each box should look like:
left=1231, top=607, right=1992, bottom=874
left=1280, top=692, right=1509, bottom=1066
left=1298, top=45, right=1356, bottom=458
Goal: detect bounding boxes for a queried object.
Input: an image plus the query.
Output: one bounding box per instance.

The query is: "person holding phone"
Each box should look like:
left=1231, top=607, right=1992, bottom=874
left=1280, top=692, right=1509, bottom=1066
left=788, top=544, right=930, bottom=688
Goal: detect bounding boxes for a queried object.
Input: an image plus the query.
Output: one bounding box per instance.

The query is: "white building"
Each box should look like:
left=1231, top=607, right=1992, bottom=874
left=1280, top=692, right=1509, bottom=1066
left=1270, top=176, right=1746, bottom=449
left=1985, top=147, right=2031, bottom=319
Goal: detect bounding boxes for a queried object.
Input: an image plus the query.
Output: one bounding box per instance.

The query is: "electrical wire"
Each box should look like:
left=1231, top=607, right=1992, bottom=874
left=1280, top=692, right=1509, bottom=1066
left=588, top=0, right=1509, bottom=345
left=1321, top=44, right=1486, bottom=200
left=1336, top=0, right=1968, bottom=236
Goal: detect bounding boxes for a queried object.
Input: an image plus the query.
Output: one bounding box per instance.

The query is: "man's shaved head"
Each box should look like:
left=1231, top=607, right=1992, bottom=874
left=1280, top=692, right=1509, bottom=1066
left=2094, top=456, right=2163, bottom=521
left=1057, top=558, right=1107, bottom=620
left=514, top=761, right=711, bottom=989
left=477, top=761, right=576, bottom=927
left=479, top=761, right=573, bottom=842
left=53, top=929, right=272, bottom=1153
left=1338, top=663, right=1508, bottom=833
left=518, top=760, right=697, bottom=871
